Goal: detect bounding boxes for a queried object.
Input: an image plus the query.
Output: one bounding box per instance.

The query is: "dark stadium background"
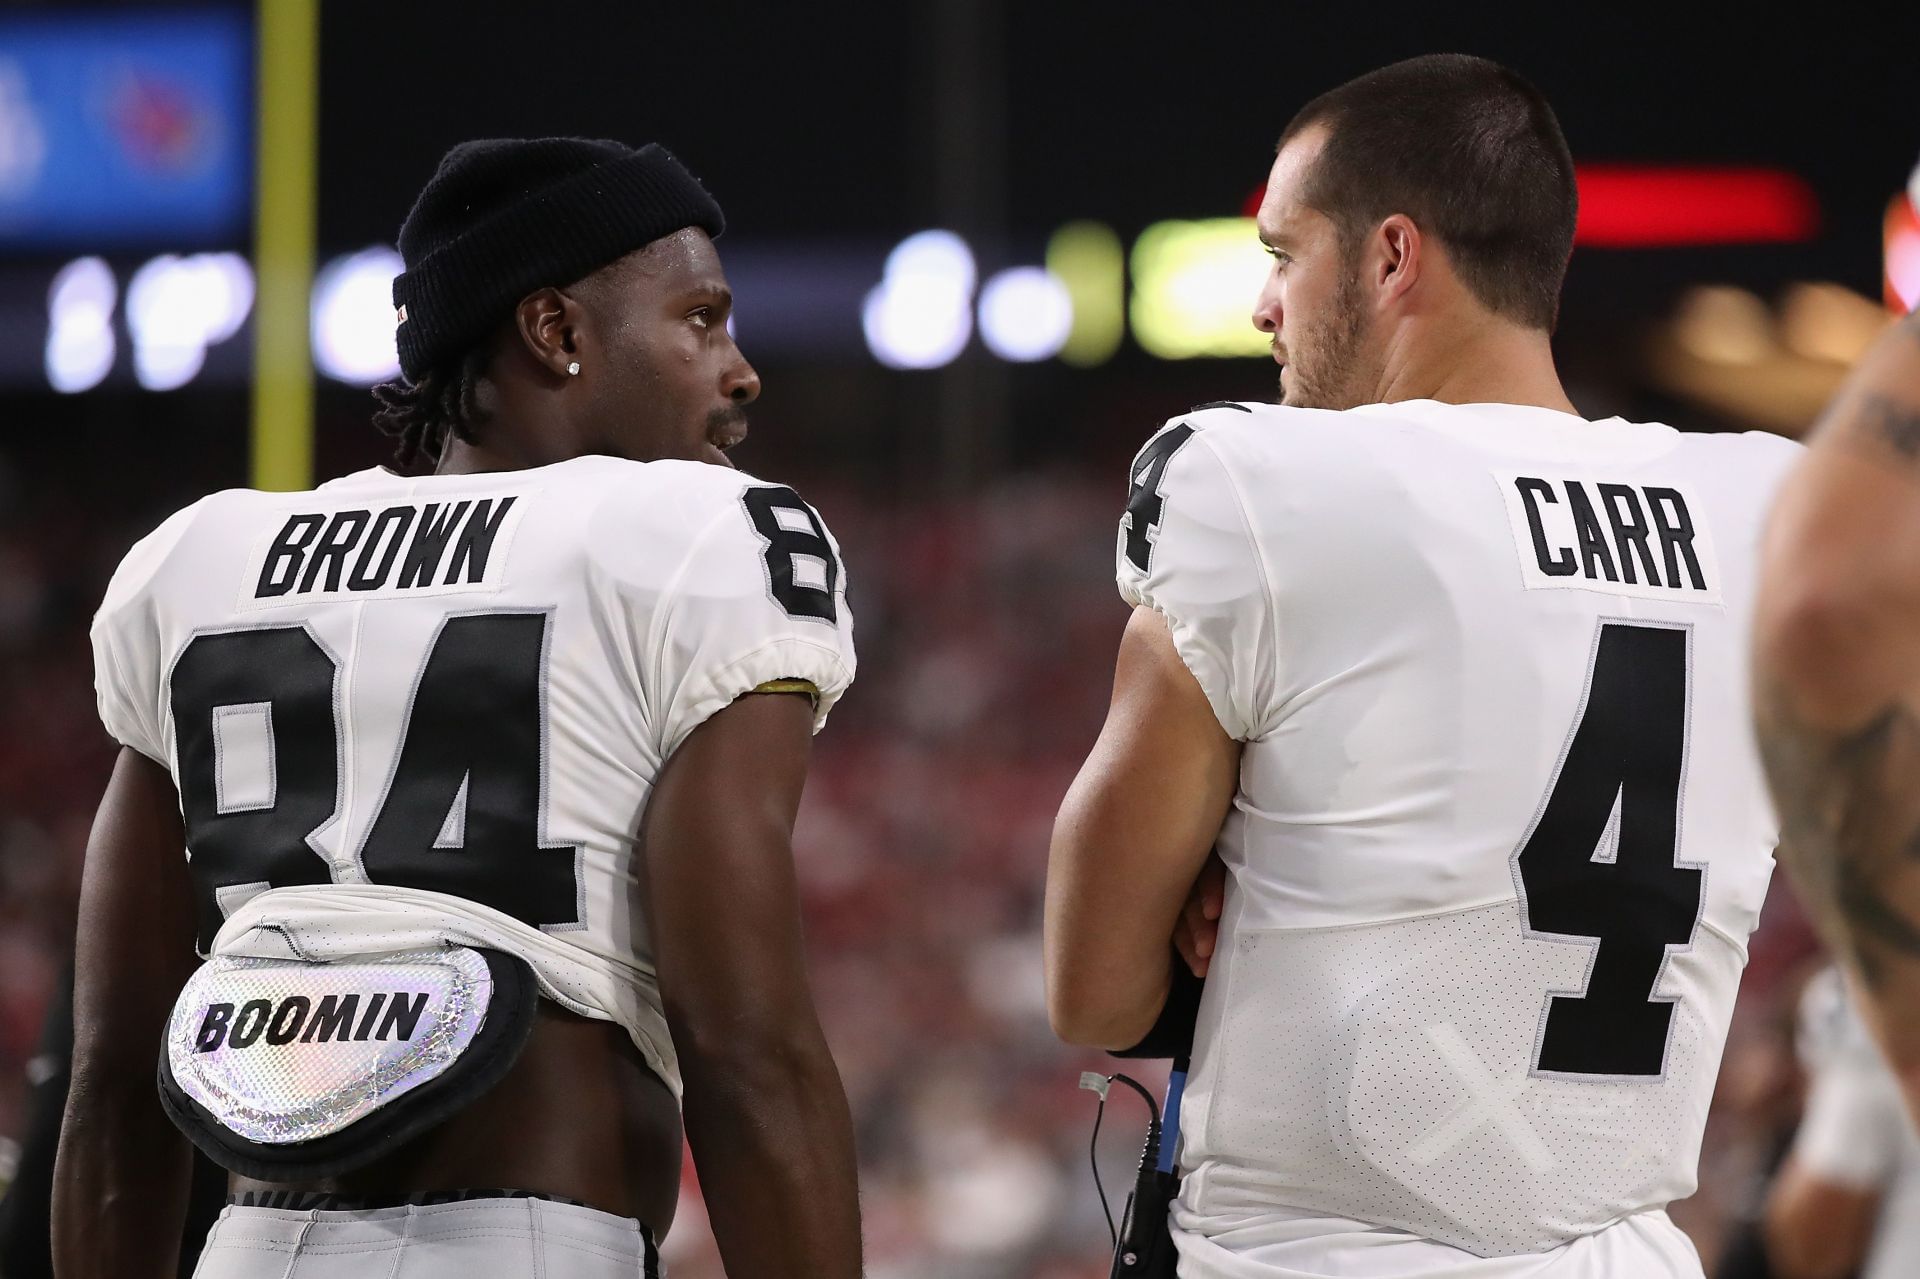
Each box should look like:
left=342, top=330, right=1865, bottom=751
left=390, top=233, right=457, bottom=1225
left=1, top=2, right=1917, bottom=1275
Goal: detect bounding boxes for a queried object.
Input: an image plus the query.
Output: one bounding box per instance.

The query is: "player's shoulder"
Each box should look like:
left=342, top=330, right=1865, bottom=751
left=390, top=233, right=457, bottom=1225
left=1167, top=401, right=1803, bottom=477
left=582, top=456, right=831, bottom=543
left=1141, top=399, right=1318, bottom=445
left=97, top=488, right=237, bottom=617
left=1120, top=404, right=1311, bottom=580
left=1143, top=398, right=1415, bottom=453
left=1670, top=425, right=1805, bottom=475
left=102, top=466, right=420, bottom=596
left=579, top=457, right=839, bottom=597
left=565, top=452, right=795, bottom=500
left=1631, top=424, right=1805, bottom=522
left=1132, top=399, right=1392, bottom=493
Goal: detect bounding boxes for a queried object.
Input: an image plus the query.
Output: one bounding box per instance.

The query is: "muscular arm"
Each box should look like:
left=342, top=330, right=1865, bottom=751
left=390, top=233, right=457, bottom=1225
left=1046, top=606, right=1241, bottom=1049
left=53, top=747, right=200, bottom=1278
left=1755, top=312, right=1920, bottom=1105
left=639, top=692, right=861, bottom=1278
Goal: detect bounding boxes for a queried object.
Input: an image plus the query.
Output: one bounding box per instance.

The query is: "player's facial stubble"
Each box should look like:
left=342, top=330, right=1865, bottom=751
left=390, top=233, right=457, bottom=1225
left=1279, top=259, right=1372, bottom=411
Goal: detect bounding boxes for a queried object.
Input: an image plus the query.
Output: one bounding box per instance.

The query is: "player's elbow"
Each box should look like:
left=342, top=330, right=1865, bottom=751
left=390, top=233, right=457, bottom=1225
left=1049, top=1001, right=1146, bottom=1053
left=66, top=1027, right=167, bottom=1119
left=1046, top=962, right=1155, bottom=1051
left=673, top=1008, right=852, bottom=1162
left=670, top=999, right=840, bottom=1095
left=1045, top=847, right=1150, bottom=1049
left=1044, top=893, right=1165, bottom=1050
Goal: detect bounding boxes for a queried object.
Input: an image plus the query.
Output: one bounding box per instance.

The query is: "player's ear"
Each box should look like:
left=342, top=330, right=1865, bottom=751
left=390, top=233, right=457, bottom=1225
left=1376, top=214, right=1421, bottom=306
left=512, top=286, right=583, bottom=380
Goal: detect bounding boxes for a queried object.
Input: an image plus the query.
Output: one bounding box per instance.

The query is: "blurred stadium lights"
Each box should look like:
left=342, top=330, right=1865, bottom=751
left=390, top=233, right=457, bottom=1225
left=1886, top=181, right=1920, bottom=312
left=977, top=266, right=1073, bottom=362
left=1671, top=286, right=1777, bottom=366
left=862, top=229, right=976, bottom=369
left=20, top=184, right=1898, bottom=396
left=1129, top=218, right=1270, bottom=359
left=125, top=252, right=253, bottom=391
left=1045, top=221, right=1124, bottom=366
left=311, top=245, right=404, bottom=384
left=1650, top=282, right=1889, bottom=434
left=1778, top=283, right=1891, bottom=366
left=44, top=257, right=117, bottom=394
left=1574, top=166, right=1820, bottom=247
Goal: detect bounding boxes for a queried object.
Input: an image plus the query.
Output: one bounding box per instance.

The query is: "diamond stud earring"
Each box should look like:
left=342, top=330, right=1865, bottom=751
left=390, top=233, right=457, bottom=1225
left=567, top=361, right=581, bottom=376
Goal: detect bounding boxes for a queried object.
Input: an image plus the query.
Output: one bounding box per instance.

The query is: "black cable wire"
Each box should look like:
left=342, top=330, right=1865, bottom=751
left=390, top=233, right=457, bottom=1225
left=1089, top=1083, right=1116, bottom=1246
left=1086, top=1072, right=1163, bottom=1249
left=1110, top=1072, right=1161, bottom=1125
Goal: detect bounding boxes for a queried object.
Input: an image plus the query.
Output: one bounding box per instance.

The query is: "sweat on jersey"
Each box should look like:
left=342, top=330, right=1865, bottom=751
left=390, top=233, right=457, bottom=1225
left=1115, top=399, right=1800, bottom=1267
left=90, top=456, right=856, bottom=1099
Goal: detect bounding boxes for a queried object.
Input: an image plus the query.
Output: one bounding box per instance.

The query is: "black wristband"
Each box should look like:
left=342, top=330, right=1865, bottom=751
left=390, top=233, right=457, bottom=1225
left=1110, top=955, right=1204, bottom=1059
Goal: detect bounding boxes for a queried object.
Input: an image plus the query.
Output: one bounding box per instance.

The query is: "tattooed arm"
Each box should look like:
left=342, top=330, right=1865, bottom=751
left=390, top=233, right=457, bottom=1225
left=1755, top=311, right=1920, bottom=1112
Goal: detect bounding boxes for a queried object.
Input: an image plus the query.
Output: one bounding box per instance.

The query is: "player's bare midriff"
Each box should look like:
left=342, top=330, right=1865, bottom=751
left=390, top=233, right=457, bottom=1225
left=227, top=1002, right=684, bottom=1233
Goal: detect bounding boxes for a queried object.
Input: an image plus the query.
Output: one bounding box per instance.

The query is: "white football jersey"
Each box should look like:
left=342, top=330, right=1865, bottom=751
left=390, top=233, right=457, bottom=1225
left=1116, top=400, right=1799, bottom=1262
left=91, top=456, right=857, bottom=1098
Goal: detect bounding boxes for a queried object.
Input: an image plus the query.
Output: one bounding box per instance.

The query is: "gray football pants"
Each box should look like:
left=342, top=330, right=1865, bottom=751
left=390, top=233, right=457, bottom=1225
left=191, top=1197, right=661, bottom=1278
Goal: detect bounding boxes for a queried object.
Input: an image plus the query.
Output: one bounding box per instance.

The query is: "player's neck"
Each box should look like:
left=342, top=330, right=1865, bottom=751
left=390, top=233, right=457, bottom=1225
left=433, top=440, right=500, bottom=475
left=1373, top=311, right=1579, bottom=417
left=433, top=432, right=574, bottom=476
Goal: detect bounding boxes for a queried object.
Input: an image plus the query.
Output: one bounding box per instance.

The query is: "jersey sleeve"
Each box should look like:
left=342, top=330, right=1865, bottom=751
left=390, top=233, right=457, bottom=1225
left=89, top=503, right=202, bottom=764
left=1792, top=970, right=1907, bottom=1188
left=1792, top=1035, right=1907, bottom=1188
left=647, top=482, right=857, bottom=762
left=1116, top=420, right=1279, bottom=740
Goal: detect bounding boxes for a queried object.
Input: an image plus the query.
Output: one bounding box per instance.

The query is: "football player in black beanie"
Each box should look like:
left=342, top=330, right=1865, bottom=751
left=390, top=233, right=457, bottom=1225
left=372, top=136, right=759, bottom=473
left=55, top=138, right=861, bottom=1279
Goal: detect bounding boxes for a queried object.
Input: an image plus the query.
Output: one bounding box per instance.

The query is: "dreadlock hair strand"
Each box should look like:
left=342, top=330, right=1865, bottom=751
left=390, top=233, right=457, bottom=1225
left=370, top=345, right=492, bottom=469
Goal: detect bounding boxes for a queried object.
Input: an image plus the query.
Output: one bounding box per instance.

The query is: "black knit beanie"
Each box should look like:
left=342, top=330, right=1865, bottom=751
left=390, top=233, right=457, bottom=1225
left=392, top=137, right=724, bottom=381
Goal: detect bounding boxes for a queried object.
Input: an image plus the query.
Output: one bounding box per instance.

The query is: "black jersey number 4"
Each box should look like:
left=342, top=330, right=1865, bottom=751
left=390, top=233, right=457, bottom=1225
left=1514, top=621, right=1703, bottom=1079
